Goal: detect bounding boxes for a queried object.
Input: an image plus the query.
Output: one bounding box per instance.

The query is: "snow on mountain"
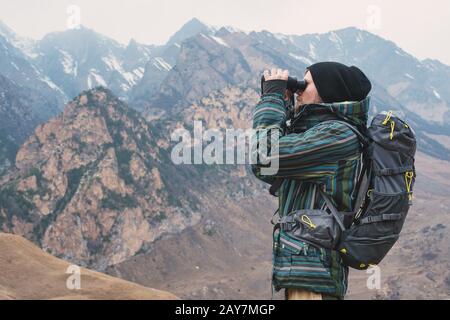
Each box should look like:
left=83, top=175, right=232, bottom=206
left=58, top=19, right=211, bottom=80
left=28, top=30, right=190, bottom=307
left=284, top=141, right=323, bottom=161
left=87, top=69, right=107, bottom=88
left=0, top=21, right=37, bottom=58
left=102, top=54, right=122, bottom=71
left=59, top=49, right=77, bottom=76
left=210, top=35, right=230, bottom=48
left=308, top=43, right=317, bottom=59
left=153, top=57, right=172, bottom=71
left=433, top=89, right=441, bottom=99
left=31, top=26, right=153, bottom=98
left=328, top=31, right=343, bottom=47
left=166, top=18, right=216, bottom=47
left=288, top=52, right=313, bottom=65
left=0, top=23, right=67, bottom=115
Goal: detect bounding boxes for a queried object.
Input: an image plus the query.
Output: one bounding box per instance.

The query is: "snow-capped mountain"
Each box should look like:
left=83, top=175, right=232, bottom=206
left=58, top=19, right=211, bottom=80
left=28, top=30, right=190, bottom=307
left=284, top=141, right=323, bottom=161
left=129, top=22, right=450, bottom=159
left=34, top=26, right=154, bottom=99
left=1, top=18, right=450, bottom=162
left=165, top=17, right=218, bottom=48
left=0, top=21, right=37, bottom=58
left=0, top=23, right=67, bottom=117
left=288, top=28, right=450, bottom=125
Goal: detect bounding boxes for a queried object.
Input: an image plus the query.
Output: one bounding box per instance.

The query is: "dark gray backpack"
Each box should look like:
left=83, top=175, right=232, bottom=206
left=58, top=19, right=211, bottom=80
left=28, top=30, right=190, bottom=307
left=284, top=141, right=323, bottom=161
left=272, top=111, right=417, bottom=270
left=331, top=111, right=417, bottom=269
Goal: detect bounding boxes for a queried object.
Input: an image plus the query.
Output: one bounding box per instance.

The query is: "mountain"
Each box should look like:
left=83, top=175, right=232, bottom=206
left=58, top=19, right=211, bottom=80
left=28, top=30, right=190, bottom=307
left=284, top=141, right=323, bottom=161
left=0, top=23, right=67, bottom=116
left=139, top=32, right=252, bottom=112
left=131, top=27, right=314, bottom=115
left=0, top=74, right=50, bottom=172
left=165, top=18, right=217, bottom=48
left=290, top=28, right=450, bottom=124
left=0, top=232, right=178, bottom=299
left=284, top=27, right=450, bottom=159
left=130, top=18, right=219, bottom=110
left=0, top=21, right=37, bottom=58
left=0, top=87, right=204, bottom=270
left=130, top=24, right=450, bottom=160
left=3, top=19, right=449, bottom=162
left=34, top=26, right=153, bottom=99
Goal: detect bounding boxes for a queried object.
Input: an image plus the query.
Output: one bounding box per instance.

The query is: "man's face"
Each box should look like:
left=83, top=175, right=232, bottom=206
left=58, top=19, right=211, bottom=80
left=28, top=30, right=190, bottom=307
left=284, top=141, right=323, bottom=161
left=295, top=70, right=323, bottom=109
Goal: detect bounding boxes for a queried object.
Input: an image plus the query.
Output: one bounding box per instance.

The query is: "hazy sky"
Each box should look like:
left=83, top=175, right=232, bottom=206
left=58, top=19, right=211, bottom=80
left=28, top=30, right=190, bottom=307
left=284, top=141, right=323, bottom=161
left=1, top=0, right=449, bottom=64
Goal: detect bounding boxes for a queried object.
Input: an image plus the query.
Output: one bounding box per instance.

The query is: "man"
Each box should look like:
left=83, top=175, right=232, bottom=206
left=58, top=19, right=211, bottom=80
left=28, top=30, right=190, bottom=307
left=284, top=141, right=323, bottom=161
left=252, top=62, right=372, bottom=300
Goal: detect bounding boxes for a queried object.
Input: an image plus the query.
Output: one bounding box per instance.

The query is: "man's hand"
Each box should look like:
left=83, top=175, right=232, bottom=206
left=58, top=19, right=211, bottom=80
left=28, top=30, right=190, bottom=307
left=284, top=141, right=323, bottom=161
left=263, top=68, right=289, bottom=81
left=261, top=68, right=289, bottom=96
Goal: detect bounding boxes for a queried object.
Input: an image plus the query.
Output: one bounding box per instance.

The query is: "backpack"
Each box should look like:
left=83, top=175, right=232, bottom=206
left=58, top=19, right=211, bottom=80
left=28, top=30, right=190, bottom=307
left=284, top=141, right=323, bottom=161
left=271, top=110, right=417, bottom=270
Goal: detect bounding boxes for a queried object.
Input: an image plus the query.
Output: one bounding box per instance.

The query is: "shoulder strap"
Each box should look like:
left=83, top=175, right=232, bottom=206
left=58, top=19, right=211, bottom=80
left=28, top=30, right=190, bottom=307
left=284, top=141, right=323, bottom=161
left=321, top=120, right=369, bottom=148
left=269, top=178, right=283, bottom=197
left=320, top=119, right=372, bottom=218
left=316, top=186, right=346, bottom=231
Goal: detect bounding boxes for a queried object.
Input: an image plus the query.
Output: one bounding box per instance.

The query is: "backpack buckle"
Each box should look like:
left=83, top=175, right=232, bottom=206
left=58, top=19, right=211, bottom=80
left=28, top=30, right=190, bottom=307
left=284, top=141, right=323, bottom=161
left=281, top=222, right=294, bottom=232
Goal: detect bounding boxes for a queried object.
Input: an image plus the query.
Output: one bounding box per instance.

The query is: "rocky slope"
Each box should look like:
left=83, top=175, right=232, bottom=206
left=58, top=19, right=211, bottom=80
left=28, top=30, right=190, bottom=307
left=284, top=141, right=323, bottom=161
left=0, top=232, right=177, bottom=300
left=0, top=87, right=202, bottom=270
left=0, top=73, right=57, bottom=172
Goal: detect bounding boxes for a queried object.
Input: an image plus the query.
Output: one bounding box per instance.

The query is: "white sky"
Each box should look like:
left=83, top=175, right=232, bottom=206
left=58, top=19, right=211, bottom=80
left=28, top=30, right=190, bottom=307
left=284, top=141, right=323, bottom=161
left=1, top=0, right=449, bottom=65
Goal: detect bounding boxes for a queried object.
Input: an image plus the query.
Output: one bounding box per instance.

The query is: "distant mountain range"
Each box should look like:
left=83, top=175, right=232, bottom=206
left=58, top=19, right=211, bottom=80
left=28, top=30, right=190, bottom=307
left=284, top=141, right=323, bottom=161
left=1, top=17, right=449, bottom=168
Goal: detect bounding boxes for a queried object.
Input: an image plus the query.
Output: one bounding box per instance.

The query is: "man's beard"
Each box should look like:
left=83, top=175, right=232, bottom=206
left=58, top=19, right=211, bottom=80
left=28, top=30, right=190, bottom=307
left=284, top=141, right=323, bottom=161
left=295, top=99, right=304, bottom=113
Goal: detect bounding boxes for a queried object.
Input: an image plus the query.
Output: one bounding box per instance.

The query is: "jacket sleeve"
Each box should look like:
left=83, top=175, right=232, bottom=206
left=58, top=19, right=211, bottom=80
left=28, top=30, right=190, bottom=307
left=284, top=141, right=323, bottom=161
left=251, top=93, right=361, bottom=183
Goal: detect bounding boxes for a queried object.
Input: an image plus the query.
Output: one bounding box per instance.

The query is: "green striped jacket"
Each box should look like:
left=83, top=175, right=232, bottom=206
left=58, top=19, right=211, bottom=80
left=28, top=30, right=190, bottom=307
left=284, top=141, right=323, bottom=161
left=252, top=92, right=370, bottom=298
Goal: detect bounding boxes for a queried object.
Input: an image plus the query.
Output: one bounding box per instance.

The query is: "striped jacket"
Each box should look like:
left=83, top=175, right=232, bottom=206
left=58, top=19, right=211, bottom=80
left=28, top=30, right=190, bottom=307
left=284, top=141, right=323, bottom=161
left=252, top=92, right=369, bottom=298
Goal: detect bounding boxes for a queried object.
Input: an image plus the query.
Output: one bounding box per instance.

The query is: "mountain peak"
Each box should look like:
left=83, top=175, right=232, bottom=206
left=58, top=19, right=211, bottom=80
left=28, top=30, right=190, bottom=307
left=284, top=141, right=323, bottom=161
left=185, top=17, right=207, bottom=27
left=128, top=38, right=138, bottom=46
left=215, top=27, right=232, bottom=37
left=166, top=17, right=213, bottom=46
left=76, top=86, right=115, bottom=103
left=42, top=25, right=121, bottom=47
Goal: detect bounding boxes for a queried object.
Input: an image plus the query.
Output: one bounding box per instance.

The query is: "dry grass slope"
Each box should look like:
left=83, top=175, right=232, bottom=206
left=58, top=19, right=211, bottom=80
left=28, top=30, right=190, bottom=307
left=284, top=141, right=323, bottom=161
left=0, top=233, right=178, bottom=300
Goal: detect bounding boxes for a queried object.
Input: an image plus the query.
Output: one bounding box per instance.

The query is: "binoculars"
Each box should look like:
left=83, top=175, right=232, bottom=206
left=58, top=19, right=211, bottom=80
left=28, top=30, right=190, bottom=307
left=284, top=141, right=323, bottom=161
left=260, top=75, right=307, bottom=93
left=286, top=77, right=307, bottom=93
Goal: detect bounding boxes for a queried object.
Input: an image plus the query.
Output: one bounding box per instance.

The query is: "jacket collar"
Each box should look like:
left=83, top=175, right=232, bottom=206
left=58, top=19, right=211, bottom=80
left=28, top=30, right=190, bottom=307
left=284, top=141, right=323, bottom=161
left=290, top=96, right=370, bottom=132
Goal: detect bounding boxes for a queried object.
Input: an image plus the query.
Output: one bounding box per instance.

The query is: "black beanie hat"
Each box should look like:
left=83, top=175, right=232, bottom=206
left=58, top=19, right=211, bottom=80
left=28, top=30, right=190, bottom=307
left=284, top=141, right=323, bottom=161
left=307, top=62, right=372, bottom=103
